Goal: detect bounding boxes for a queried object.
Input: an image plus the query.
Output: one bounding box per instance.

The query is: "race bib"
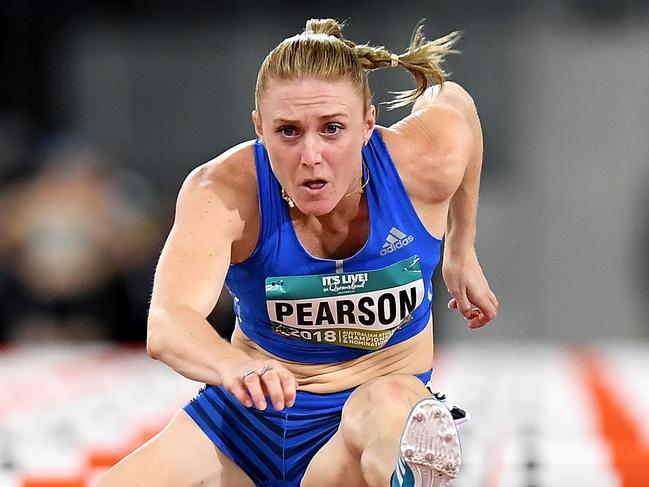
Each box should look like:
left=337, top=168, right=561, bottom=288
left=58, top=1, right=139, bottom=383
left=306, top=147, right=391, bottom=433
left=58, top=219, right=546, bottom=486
left=265, top=255, right=425, bottom=350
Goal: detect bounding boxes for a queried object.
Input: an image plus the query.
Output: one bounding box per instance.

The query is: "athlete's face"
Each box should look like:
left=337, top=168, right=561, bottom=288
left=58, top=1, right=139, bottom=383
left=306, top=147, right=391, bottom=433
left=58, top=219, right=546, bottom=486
left=253, top=77, right=375, bottom=216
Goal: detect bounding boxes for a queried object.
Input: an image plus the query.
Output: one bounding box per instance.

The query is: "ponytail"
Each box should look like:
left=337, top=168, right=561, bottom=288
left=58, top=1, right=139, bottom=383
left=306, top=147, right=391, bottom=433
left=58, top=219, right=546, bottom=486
left=256, top=18, right=460, bottom=111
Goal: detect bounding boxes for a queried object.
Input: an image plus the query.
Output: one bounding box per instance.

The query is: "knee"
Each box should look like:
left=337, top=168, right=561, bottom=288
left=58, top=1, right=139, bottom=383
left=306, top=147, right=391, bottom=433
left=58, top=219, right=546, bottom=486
left=365, top=376, right=417, bottom=407
left=339, top=376, right=421, bottom=454
left=353, top=376, right=420, bottom=420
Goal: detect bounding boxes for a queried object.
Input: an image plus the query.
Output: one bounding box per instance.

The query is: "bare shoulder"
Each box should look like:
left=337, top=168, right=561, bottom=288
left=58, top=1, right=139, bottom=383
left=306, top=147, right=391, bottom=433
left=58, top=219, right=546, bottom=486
left=181, top=140, right=256, bottom=204
left=389, top=81, right=475, bottom=150
left=419, top=81, right=477, bottom=120
left=150, top=141, right=258, bottom=315
left=175, top=140, right=259, bottom=255
left=379, top=100, right=473, bottom=203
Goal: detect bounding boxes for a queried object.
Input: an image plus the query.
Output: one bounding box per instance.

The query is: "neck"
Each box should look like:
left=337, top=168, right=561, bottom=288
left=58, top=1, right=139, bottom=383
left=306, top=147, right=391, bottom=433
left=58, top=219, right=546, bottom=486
left=291, top=187, right=365, bottom=234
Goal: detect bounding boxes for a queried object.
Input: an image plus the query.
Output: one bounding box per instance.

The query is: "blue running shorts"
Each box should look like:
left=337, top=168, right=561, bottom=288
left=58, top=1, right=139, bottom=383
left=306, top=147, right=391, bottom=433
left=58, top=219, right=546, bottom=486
left=184, top=370, right=432, bottom=487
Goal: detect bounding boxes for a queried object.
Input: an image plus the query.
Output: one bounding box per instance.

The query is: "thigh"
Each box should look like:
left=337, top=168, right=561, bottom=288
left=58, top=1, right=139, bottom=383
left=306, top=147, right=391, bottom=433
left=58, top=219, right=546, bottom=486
left=93, top=409, right=254, bottom=487
left=300, top=426, right=368, bottom=487
left=301, top=374, right=430, bottom=487
left=343, top=374, right=431, bottom=452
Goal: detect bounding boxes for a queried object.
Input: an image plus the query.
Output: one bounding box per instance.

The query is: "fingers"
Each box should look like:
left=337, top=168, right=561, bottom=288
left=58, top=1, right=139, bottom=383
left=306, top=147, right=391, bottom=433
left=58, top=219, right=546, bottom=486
left=468, top=290, right=498, bottom=323
left=466, top=310, right=490, bottom=329
left=277, top=368, right=297, bottom=408
left=227, top=362, right=297, bottom=411
left=259, top=366, right=289, bottom=411
left=451, top=291, right=474, bottom=319
left=448, top=289, right=499, bottom=329
left=488, top=289, right=499, bottom=310
left=243, top=370, right=267, bottom=410
left=224, top=377, right=253, bottom=408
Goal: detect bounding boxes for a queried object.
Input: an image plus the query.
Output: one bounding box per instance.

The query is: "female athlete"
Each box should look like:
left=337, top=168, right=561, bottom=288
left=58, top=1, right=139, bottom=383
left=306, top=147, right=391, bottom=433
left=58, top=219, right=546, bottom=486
left=95, top=18, right=498, bottom=487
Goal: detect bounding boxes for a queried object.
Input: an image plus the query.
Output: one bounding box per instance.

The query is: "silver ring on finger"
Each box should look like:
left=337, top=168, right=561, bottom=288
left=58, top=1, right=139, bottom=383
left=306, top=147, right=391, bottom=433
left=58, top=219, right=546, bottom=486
left=258, top=365, right=273, bottom=376
left=242, top=368, right=257, bottom=380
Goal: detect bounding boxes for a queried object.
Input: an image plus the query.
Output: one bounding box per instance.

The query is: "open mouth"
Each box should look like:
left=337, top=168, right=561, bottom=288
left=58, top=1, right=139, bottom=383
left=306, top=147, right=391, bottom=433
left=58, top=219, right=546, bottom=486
left=302, top=179, right=327, bottom=191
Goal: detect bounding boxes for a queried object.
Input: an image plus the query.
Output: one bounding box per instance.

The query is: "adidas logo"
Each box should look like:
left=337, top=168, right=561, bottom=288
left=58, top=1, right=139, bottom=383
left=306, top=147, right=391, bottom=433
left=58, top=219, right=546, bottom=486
left=380, top=227, right=414, bottom=256
left=392, top=456, right=409, bottom=486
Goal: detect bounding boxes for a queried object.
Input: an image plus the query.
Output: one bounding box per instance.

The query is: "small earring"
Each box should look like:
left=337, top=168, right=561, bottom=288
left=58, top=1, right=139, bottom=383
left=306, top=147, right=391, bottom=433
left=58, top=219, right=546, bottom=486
left=281, top=188, right=296, bottom=208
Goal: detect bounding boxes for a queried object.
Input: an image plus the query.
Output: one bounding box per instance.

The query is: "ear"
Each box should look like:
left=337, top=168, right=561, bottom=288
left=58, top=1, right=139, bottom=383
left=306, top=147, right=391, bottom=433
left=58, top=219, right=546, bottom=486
left=252, top=110, right=263, bottom=138
left=363, top=105, right=376, bottom=143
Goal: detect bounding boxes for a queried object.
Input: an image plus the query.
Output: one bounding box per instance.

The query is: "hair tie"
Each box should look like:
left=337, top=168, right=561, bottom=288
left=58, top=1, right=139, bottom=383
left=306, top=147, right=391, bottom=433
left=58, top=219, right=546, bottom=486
left=390, top=53, right=399, bottom=68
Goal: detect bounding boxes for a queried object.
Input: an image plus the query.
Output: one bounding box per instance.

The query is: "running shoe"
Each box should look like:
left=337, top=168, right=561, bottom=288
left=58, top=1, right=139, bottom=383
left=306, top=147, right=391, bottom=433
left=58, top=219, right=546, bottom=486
left=391, top=397, right=461, bottom=487
left=428, top=391, right=470, bottom=428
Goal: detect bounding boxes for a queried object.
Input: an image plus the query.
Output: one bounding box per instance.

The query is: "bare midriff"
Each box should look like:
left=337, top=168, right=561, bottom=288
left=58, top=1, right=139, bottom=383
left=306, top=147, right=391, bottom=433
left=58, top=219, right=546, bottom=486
left=230, top=320, right=434, bottom=394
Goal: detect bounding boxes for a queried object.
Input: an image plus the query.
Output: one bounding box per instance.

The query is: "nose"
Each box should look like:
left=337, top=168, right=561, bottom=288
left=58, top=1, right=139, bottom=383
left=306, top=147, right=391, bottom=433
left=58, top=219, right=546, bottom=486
left=300, top=134, right=322, bottom=168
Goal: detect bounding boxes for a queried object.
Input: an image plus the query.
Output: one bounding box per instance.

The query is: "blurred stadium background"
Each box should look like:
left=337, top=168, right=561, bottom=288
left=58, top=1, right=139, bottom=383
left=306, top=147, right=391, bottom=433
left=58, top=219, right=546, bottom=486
left=1, top=1, right=648, bottom=486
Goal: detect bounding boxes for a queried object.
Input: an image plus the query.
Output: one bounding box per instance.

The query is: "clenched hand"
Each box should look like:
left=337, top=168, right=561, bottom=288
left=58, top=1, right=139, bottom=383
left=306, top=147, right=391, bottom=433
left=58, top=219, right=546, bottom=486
left=442, top=250, right=498, bottom=329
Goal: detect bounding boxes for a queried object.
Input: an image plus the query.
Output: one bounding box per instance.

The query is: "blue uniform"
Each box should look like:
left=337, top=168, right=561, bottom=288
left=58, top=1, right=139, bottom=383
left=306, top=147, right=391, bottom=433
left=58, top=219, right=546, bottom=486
left=185, top=129, right=442, bottom=486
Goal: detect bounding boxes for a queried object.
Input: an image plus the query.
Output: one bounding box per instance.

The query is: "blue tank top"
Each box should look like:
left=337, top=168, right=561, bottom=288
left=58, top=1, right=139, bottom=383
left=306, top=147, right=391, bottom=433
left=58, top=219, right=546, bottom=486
left=225, top=129, right=442, bottom=363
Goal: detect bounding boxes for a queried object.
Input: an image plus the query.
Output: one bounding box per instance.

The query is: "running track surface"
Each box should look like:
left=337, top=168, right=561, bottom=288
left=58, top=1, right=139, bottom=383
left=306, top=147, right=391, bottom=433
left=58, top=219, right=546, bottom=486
left=0, top=342, right=647, bottom=487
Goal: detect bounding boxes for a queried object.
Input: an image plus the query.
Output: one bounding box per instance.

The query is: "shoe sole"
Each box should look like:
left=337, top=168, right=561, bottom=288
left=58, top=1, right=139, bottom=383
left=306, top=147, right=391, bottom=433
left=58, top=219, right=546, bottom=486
left=399, top=398, right=461, bottom=487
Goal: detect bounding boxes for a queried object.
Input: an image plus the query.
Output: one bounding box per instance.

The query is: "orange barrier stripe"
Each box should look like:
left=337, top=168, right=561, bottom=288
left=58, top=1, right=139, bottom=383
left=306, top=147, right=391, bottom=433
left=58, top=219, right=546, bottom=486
left=86, top=425, right=162, bottom=469
left=21, top=419, right=169, bottom=486
left=578, top=351, right=649, bottom=487
left=21, top=478, right=85, bottom=487
left=87, top=448, right=131, bottom=469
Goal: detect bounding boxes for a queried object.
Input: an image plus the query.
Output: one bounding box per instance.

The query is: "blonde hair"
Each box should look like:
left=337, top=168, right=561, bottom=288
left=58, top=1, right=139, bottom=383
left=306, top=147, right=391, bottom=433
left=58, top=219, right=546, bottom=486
left=255, top=18, right=461, bottom=112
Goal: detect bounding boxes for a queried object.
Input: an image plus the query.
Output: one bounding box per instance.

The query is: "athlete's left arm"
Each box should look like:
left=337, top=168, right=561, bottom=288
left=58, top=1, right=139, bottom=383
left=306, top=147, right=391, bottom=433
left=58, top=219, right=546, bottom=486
left=412, top=82, right=499, bottom=329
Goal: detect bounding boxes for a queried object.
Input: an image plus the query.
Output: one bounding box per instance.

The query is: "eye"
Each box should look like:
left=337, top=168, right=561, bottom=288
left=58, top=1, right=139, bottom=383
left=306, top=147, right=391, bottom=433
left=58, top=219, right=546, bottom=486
left=323, top=124, right=342, bottom=135
left=278, top=126, right=298, bottom=137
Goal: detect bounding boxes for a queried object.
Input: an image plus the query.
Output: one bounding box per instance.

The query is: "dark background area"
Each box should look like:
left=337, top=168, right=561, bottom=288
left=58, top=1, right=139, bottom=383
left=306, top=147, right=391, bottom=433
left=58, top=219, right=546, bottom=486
left=1, top=0, right=648, bottom=344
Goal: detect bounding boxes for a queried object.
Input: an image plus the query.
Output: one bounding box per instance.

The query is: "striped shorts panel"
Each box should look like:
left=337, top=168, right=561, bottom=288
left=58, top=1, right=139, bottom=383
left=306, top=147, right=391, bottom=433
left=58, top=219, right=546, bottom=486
left=184, top=370, right=432, bottom=487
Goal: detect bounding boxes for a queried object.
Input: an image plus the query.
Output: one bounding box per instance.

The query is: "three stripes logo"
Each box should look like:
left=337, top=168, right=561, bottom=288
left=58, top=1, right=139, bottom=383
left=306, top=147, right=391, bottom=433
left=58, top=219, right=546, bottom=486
left=380, top=227, right=414, bottom=256
left=392, top=456, right=414, bottom=487
left=394, top=456, right=406, bottom=485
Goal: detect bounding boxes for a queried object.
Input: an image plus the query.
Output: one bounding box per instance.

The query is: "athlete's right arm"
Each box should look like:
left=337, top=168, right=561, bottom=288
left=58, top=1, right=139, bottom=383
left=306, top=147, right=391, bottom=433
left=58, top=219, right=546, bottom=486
left=146, top=147, right=296, bottom=410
